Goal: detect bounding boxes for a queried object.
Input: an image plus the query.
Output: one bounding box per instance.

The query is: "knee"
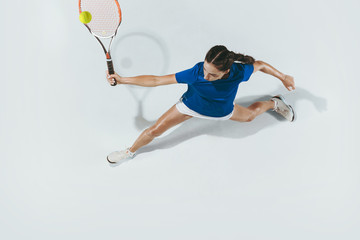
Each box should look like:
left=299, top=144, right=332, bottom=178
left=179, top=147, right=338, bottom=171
left=246, top=108, right=260, bottom=122
left=145, top=125, right=164, bottom=138
left=245, top=116, right=255, bottom=122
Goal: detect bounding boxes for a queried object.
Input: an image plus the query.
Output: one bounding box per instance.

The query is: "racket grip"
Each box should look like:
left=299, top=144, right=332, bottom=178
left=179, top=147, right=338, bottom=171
left=107, top=59, right=117, bottom=86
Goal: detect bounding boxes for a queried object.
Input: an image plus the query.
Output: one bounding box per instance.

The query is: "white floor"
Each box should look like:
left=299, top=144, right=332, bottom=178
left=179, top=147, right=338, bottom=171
left=1, top=0, right=359, bottom=239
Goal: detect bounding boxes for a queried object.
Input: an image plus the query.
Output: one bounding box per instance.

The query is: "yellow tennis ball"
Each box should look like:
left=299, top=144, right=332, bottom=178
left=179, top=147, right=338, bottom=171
left=79, top=11, right=92, bottom=24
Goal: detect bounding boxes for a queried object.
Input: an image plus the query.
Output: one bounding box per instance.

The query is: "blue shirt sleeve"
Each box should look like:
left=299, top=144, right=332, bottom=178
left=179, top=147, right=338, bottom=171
left=241, top=63, right=254, bottom=82
left=175, top=63, right=200, bottom=85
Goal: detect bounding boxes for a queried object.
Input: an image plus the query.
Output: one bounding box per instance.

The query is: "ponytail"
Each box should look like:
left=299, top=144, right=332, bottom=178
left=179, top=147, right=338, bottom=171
left=205, top=45, right=255, bottom=71
left=231, top=52, right=255, bottom=65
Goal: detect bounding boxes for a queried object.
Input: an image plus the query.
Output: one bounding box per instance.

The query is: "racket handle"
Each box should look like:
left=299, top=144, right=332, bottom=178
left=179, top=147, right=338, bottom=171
left=107, top=58, right=117, bottom=86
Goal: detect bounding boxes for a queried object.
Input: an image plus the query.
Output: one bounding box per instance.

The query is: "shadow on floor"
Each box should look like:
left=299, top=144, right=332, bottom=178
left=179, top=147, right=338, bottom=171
left=132, top=86, right=327, bottom=155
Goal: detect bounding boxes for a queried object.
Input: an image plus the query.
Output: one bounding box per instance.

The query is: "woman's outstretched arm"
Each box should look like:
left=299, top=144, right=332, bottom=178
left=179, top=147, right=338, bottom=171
left=253, top=60, right=295, bottom=91
left=106, top=72, right=177, bottom=87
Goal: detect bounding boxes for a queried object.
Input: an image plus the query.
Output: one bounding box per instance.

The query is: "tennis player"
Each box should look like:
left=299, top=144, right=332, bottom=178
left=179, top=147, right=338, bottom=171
left=106, top=45, right=295, bottom=164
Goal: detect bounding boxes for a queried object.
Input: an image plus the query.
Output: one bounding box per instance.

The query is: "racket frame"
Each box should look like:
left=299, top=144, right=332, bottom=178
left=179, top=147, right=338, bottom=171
left=79, top=0, right=122, bottom=86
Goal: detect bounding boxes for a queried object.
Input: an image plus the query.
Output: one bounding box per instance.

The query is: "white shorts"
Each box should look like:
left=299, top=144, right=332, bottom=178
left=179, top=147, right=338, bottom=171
left=175, top=98, right=234, bottom=121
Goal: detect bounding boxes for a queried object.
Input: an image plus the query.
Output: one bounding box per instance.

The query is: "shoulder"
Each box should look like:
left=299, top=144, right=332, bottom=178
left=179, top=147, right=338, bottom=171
left=193, top=61, right=204, bottom=71
left=233, top=62, right=254, bottom=74
left=175, top=62, right=203, bottom=84
left=232, top=62, right=254, bottom=82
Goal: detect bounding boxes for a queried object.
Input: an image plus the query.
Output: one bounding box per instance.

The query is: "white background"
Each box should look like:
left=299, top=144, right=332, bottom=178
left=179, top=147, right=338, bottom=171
left=1, top=0, right=359, bottom=239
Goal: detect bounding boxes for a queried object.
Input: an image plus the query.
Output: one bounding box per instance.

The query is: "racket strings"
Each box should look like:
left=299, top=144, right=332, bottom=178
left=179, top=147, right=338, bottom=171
left=80, top=0, right=121, bottom=38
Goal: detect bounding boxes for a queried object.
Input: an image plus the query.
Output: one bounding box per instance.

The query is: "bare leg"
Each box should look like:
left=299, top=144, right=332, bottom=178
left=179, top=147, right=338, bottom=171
left=230, top=100, right=275, bottom=122
left=129, top=105, right=192, bottom=152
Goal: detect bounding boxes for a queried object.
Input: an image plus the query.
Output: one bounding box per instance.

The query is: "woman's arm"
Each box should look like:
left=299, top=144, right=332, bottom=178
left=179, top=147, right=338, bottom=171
left=107, top=73, right=177, bottom=87
left=253, top=60, right=295, bottom=91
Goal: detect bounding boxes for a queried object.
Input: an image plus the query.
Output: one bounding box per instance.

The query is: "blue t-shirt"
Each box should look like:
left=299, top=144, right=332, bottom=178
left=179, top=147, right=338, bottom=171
left=175, top=62, right=254, bottom=117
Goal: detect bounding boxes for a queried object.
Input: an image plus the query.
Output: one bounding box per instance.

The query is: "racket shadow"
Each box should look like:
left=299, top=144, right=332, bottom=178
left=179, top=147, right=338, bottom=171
left=111, top=30, right=171, bottom=129
left=112, top=31, right=170, bottom=77
left=136, top=86, right=327, bottom=155
left=126, top=86, right=157, bottom=129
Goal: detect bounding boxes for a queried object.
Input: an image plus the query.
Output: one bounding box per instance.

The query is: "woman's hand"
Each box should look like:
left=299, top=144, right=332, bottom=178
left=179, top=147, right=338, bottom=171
left=106, top=71, right=122, bottom=86
left=282, top=75, right=295, bottom=91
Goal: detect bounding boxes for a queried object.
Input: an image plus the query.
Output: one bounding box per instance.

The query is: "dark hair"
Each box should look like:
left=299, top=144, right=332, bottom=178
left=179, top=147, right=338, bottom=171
left=205, top=45, right=255, bottom=71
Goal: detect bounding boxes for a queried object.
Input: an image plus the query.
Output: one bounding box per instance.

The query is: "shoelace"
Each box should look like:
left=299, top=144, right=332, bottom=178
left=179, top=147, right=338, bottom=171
left=274, top=100, right=289, bottom=115
left=277, top=107, right=289, bottom=114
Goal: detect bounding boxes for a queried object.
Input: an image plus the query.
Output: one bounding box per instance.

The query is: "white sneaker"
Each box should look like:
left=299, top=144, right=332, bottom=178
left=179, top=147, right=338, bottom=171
left=271, top=95, right=296, bottom=122
left=107, top=148, right=136, bottom=164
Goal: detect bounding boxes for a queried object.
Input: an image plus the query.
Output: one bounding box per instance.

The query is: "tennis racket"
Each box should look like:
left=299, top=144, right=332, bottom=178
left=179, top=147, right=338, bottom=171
left=79, top=0, right=122, bottom=86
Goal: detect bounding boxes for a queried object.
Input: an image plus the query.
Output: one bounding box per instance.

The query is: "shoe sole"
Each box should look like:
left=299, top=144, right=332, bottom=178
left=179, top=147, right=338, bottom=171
left=107, top=155, right=135, bottom=164
left=107, top=156, right=116, bottom=164
left=273, top=94, right=296, bottom=122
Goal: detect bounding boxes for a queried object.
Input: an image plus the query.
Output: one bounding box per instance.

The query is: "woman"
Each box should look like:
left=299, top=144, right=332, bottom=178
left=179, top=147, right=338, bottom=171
left=106, top=45, right=295, bottom=164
